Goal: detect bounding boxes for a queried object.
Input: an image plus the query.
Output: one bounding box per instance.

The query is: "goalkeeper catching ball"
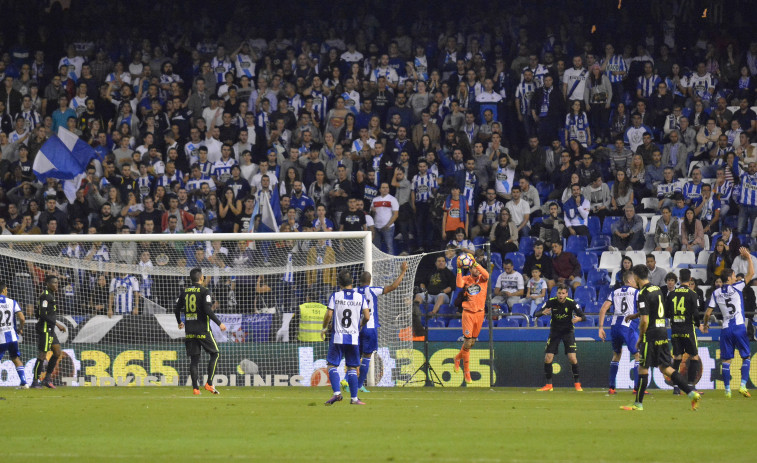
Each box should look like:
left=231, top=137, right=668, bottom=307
left=453, top=253, right=489, bottom=384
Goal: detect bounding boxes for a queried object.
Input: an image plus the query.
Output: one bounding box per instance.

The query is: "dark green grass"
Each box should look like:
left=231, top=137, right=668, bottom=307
left=1, top=386, right=754, bottom=462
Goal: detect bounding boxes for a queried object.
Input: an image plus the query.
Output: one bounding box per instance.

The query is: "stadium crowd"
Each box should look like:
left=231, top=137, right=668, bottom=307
left=0, top=0, right=756, bottom=323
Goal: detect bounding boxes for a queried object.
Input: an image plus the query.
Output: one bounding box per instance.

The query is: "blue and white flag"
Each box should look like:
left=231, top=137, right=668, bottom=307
left=250, top=190, right=280, bottom=233
left=33, top=127, right=97, bottom=182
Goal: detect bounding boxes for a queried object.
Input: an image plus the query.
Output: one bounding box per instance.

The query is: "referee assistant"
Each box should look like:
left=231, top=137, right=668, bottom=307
left=175, top=267, right=227, bottom=395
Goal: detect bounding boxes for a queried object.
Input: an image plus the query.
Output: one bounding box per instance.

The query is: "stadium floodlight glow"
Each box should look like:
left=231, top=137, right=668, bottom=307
left=0, top=232, right=422, bottom=389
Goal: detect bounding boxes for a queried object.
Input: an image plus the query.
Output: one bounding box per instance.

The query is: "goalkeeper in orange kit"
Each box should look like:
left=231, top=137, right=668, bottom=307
left=453, top=252, right=489, bottom=384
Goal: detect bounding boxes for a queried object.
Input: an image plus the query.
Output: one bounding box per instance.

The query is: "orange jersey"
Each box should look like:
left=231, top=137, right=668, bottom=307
left=456, top=265, right=489, bottom=313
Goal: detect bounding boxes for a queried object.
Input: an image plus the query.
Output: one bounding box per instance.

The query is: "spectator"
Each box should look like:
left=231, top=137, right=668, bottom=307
left=550, top=240, right=582, bottom=290
left=490, top=209, right=519, bottom=256
left=577, top=152, right=602, bottom=187
left=506, top=185, right=531, bottom=238
left=492, top=259, right=525, bottom=312
left=448, top=227, right=475, bottom=253
left=646, top=254, right=667, bottom=287
left=707, top=239, right=733, bottom=285
left=584, top=63, right=612, bottom=143
left=695, top=183, right=720, bottom=235
left=720, top=226, right=742, bottom=261
left=583, top=174, right=611, bottom=220
left=441, top=184, right=469, bottom=242
left=731, top=250, right=757, bottom=282
left=610, top=204, right=645, bottom=251
left=613, top=256, right=634, bottom=288
left=414, top=255, right=455, bottom=320
left=549, top=151, right=575, bottom=200
left=471, top=187, right=503, bottom=239
left=523, top=240, right=555, bottom=290
left=627, top=154, right=650, bottom=200
left=609, top=136, right=633, bottom=177
left=610, top=169, right=633, bottom=215
left=531, top=75, right=564, bottom=145
left=524, top=267, right=548, bottom=316
left=654, top=206, right=681, bottom=253
left=371, top=182, right=399, bottom=255
left=680, top=208, right=705, bottom=253
left=562, top=183, right=590, bottom=238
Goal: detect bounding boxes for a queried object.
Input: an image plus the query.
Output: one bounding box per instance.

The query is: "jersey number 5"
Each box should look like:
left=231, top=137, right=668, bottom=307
left=724, top=297, right=736, bottom=316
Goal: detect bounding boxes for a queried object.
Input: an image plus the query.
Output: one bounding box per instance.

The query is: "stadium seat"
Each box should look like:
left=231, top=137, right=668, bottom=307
left=536, top=182, right=555, bottom=202
left=696, top=250, right=711, bottom=266
left=536, top=315, right=551, bottom=327
left=504, top=252, right=525, bottom=272
left=652, top=250, right=672, bottom=268
left=646, top=214, right=660, bottom=234
left=690, top=268, right=707, bottom=283
left=640, top=197, right=659, bottom=211
left=599, top=251, right=622, bottom=270
left=437, top=304, right=457, bottom=316
left=491, top=252, right=503, bottom=270
left=625, top=250, right=646, bottom=266
left=511, top=303, right=531, bottom=316
left=472, top=236, right=487, bottom=248
left=601, top=216, right=621, bottom=235
left=519, top=236, right=535, bottom=256
left=481, top=318, right=490, bottom=328
left=577, top=252, right=599, bottom=276
left=587, top=216, right=601, bottom=237
left=426, top=318, right=447, bottom=328
left=574, top=318, right=594, bottom=327
left=589, top=235, right=611, bottom=250
left=566, top=235, right=588, bottom=255
left=497, top=317, right=522, bottom=328
left=490, top=269, right=503, bottom=290
left=573, top=286, right=596, bottom=307
left=587, top=268, right=609, bottom=286
left=738, top=234, right=751, bottom=248
left=598, top=284, right=612, bottom=302
left=672, top=251, right=696, bottom=268
left=448, top=319, right=462, bottom=328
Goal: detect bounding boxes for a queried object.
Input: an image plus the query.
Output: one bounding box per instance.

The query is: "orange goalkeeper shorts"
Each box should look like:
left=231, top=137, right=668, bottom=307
left=461, top=310, right=485, bottom=339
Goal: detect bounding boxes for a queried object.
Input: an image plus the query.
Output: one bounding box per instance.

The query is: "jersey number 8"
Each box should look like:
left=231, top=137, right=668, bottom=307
left=341, top=309, right=352, bottom=328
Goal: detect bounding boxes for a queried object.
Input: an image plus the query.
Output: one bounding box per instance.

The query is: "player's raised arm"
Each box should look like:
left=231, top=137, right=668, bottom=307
left=742, top=247, right=754, bottom=283
left=382, top=261, right=408, bottom=294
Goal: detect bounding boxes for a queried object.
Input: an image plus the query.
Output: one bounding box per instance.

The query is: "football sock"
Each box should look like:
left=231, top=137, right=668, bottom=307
left=357, top=357, right=371, bottom=388
left=461, top=349, right=470, bottom=375
left=688, top=359, right=700, bottom=384
left=207, top=352, right=220, bottom=385
left=741, top=359, right=750, bottom=388
left=608, top=361, right=619, bottom=389
left=33, top=358, right=44, bottom=381
left=328, top=368, right=341, bottom=395
left=571, top=363, right=580, bottom=383
left=189, top=355, right=200, bottom=389
left=16, top=366, right=26, bottom=385
left=636, top=374, right=648, bottom=403
left=673, top=358, right=682, bottom=373
left=346, top=369, right=358, bottom=400
left=45, top=354, right=59, bottom=378
left=633, top=361, right=640, bottom=390
left=671, top=371, right=693, bottom=394
left=544, top=363, right=553, bottom=383
left=722, top=363, right=731, bottom=390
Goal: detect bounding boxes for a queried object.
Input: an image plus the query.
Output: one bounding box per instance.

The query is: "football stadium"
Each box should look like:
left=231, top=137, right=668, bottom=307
left=1, top=0, right=756, bottom=461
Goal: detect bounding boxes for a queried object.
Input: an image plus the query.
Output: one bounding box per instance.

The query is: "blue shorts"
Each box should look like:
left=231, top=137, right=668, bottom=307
left=611, top=324, right=639, bottom=355
left=327, top=337, right=360, bottom=368
left=720, top=324, right=751, bottom=360
left=0, top=341, right=20, bottom=361
left=359, top=327, right=378, bottom=355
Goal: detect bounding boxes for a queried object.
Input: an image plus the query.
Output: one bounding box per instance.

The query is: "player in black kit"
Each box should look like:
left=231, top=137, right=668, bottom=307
left=175, top=267, right=227, bottom=395
left=622, top=265, right=701, bottom=411
left=534, top=283, right=586, bottom=392
left=666, top=271, right=702, bottom=395
left=31, top=275, right=67, bottom=389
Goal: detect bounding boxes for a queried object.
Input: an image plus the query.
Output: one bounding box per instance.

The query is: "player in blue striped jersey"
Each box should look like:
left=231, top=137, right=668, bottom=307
left=0, top=281, right=28, bottom=388
left=322, top=270, right=370, bottom=406
left=108, top=274, right=140, bottom=317
left=732, top=154, right=757, bottom=233
left=598, top=271, right=640, bottom=394
left=354, top=262, right=407, bottom=393
left=701, top=249, right=754, bottom=398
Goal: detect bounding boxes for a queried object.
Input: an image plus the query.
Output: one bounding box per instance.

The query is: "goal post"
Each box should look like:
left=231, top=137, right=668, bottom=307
left=0, top=232, right=422, bottom=388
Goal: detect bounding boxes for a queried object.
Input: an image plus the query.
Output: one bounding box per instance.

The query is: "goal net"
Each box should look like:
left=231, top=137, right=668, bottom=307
left=0, top=232, right=422, bottom=388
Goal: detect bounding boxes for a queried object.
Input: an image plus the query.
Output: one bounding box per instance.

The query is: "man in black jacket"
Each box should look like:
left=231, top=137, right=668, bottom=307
left=530, top=75, right=565, bottom=145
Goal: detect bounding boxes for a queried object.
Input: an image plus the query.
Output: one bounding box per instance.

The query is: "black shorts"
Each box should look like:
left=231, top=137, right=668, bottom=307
left=36, top=330, right=59, bottom=352
left=671, top=331, right=698, bottom=357
left=184, top=332, right=219, bottom=357
left=639, top=338, right=673, bottom=369
left=545, top=330, right=576, bottom=355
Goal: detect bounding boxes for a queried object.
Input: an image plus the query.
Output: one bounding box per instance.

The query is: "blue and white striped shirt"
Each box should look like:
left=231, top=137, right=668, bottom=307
left=637, top=74, right=661, bottom=98
left=714, top=180, right=733, bottom=202
left=602, top=55, right=627, bottom=83
left=109, top=276, right=139, bottom=315
left=356, top=285, right=384, bottom=330
left=412, top=172, right=437, bottom=203
left=682, top=181, right=703, bottom=206
left=514, top=81, right=536, bottom=115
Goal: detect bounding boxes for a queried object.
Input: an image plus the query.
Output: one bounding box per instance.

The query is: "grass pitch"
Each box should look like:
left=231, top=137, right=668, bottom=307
left=2, top=386, right=754, bottom=462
